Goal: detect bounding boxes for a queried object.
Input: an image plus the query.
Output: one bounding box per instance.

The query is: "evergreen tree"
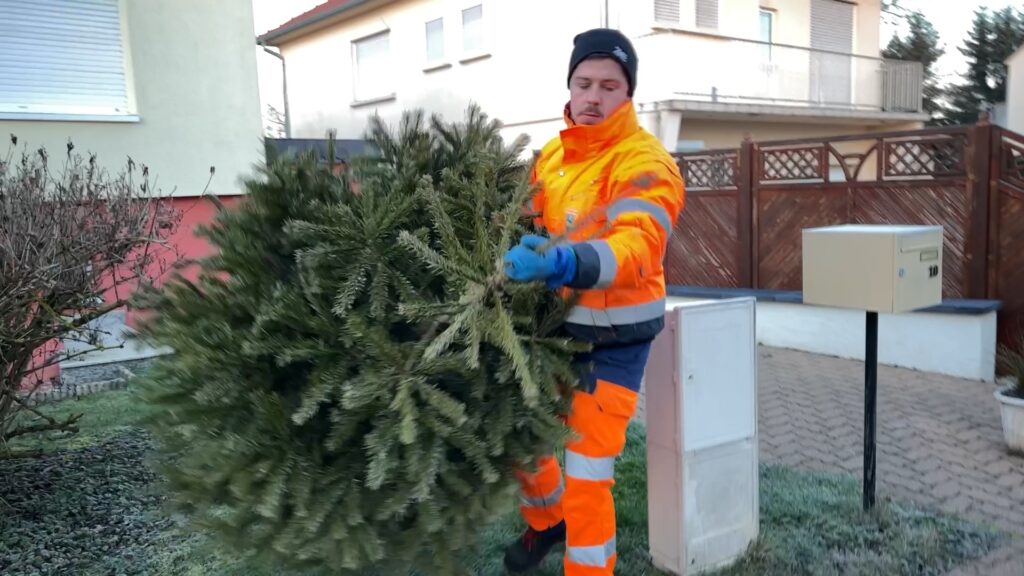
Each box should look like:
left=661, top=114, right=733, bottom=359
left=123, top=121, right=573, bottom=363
left=134, top=105, right=588, bottom=574
left=945, top=7, right=1024, bottom=126
left=882, top=10, right=945, bottom=121
left=881, top=0, right=905, bottom=30
left=988, top=6, right=1024, bottom=103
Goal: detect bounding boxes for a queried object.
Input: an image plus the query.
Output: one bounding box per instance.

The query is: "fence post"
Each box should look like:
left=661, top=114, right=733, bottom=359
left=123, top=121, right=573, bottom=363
left=738, top=136, right=755, bottom=289
left=987, top=125, right=1004, bottom=301
left=968, top=117, right=993, bottom=300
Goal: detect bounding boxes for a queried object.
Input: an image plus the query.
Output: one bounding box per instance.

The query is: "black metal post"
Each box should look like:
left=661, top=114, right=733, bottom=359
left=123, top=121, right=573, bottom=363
left=864, top=311, right=878, bottom=511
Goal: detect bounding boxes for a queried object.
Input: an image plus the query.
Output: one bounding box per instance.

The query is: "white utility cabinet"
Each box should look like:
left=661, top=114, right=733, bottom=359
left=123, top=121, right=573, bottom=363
left=802, top=224, right=944, bottom=313
left=645, top=297, right=759, bottom=575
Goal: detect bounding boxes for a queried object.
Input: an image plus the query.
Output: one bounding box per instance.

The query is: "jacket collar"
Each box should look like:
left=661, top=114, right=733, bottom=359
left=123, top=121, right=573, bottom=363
left=559, top=99, right=640, bottom=163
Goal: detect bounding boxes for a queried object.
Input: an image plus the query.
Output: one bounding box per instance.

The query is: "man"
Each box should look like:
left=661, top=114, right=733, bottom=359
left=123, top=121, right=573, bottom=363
left=502, top=27, right=686, bottom=576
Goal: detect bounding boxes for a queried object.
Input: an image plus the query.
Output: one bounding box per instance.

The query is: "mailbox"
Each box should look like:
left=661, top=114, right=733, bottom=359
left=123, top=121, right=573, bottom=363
left=802, top=224, right=944, bottom=314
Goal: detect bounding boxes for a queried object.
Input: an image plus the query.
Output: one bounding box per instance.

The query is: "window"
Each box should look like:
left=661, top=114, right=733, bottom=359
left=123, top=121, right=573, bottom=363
left=759, top=10, right=773, bottom=43
left=352, top=32, right=392, bottom=102
left=759, top=9, right=774, bottom=60
left=696, top=0, right=719, bottom=30
left=462, top=5, right=483, bottom=53
left=0, top=0, right=132, bottom=118
left=426, top=18, right=444, bottom=63
left=654, top=0, right=680, bottom=24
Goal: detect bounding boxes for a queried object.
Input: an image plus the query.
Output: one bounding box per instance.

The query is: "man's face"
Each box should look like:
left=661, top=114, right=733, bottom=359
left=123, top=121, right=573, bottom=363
left=569, top=57, right=630, bottom=126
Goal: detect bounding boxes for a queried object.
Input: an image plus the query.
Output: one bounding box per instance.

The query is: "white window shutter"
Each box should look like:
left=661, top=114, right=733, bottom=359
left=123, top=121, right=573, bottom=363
left=810, top=0, right=854, bottom=105
left=0, top=0, right=131, bottom=116
left=810, top=0, right=853, bottom=52
left=696, top=0, right=719, bottom=30
left=654, top=0, right=680, bottom=24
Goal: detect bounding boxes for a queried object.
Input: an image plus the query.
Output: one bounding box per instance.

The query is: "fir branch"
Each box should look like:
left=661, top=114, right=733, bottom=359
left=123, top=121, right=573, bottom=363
left=331, top=260, right=368, bottom=317
left=421, top=179, right=477, bottom=276
left=417, top=382, right=468, bottom=426
left=423, top=305, right=472, bottom=360
left=396, top=230, right=485, bottom=284
left=488, top=300, right=539, bottom=405
left=134, top=103, right=574, bottom=575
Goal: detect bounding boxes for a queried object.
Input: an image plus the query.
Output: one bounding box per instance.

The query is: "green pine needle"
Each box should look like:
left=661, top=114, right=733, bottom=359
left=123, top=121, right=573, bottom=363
left=134, top=104, right=577, bottom=575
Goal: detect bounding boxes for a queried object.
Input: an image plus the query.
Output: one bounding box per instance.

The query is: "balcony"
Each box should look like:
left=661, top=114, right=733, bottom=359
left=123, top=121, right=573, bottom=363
left=634, top=30, right=926, bottom=120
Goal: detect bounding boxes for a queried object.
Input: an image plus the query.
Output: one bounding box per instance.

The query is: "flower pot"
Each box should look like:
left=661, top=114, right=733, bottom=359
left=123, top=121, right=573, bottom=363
left=995, top=388, right=1024, bottom=455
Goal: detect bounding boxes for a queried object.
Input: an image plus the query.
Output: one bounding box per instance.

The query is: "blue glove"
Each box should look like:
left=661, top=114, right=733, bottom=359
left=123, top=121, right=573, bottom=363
left=503, top=234, right=577, bottom=288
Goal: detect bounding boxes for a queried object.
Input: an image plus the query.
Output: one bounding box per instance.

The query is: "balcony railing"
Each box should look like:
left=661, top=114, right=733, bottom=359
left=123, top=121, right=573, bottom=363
left=636, top=30, right=924, bottom=114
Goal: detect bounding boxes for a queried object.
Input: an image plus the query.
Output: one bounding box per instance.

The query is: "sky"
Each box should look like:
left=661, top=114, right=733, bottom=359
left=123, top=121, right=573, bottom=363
left=249, top=0, right=1024, bottom=133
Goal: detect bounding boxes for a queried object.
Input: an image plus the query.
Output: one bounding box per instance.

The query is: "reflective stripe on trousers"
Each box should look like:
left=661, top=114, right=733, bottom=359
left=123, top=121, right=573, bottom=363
left=515, top=455, right=564, bottom=531
left=567, top=536, right=617, bottom=568
left=564, top=448, right=619, bottom=571
left=513, top=343, right=647, bottom=575
left=520, top=478, right=565, bottom=508
left=565, top=450, right=615, bottom=482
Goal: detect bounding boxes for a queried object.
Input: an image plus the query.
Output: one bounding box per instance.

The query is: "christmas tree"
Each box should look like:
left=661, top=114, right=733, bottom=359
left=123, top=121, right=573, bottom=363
left=134, top=105, right=588, bottom=574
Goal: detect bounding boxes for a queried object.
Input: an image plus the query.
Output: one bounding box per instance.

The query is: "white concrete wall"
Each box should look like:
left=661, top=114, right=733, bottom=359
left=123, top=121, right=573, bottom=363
left=667, top=297, right=998, bottom=382
left=1006, top=47, right=1024, bottom=134
left=277, top=0, right=888, bottom=146
left=0, top=0, right=264, bottom=197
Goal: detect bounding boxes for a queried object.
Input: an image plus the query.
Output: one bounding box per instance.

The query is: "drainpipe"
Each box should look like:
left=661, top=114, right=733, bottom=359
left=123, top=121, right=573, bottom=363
left=259, top=42, right=291, bottom=138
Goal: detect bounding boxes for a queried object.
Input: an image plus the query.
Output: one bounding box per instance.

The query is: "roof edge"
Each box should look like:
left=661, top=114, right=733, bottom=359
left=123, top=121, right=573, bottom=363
left=257, top=0, right=374, bottom=46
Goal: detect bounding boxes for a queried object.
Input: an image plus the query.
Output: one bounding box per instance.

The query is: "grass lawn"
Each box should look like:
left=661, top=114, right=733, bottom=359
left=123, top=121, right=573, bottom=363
left=1, top=389, right=1008, bottom=575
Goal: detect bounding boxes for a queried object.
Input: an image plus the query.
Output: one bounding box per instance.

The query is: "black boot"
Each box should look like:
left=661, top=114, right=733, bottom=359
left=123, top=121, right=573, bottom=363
left=503, top=520, right=566, bottom=573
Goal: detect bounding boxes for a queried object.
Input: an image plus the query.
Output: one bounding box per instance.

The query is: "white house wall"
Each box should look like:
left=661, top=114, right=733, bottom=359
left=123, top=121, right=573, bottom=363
left=1006, top=47, right=1024, bottom=133
left=282, top=0, right=599, bottom=141
left=0, top=0, right=263, bottom=198
left=280, top=0, right=895, bottom=146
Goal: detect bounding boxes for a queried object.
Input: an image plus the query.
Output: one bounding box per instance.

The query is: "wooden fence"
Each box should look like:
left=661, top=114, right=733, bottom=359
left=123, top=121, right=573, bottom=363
left=667, top=120, right=1024, bottom=349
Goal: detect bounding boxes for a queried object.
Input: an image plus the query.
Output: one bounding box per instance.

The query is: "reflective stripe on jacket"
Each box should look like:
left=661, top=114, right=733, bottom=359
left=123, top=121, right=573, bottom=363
left=531, top=100, right=686, bottom=345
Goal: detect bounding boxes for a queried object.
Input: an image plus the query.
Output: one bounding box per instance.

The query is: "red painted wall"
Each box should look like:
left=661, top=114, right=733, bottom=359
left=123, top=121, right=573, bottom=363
left=20, top=194, right=245, bottom=391
left=120, top=194, right=245, bottom=329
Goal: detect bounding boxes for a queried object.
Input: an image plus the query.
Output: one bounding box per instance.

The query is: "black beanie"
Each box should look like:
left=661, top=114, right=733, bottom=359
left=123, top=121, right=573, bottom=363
left=567, top=28, right=638, bottom=96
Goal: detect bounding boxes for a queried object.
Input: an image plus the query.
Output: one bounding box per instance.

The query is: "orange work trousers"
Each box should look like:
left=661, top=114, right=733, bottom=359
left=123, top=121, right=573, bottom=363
left=515, top=341, right=650, bottom=575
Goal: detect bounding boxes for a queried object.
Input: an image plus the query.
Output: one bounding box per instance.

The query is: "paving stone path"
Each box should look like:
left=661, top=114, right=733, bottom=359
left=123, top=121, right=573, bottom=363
left=636, top=345, right=1024, bottom=575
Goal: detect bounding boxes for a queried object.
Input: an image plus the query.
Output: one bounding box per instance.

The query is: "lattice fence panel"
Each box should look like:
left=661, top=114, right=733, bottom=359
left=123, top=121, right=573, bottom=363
left=760, top=146, right=823, bottom=181
left=883, top=136, right=967, bottom=178
left=677, top=151, right=739, bottom=190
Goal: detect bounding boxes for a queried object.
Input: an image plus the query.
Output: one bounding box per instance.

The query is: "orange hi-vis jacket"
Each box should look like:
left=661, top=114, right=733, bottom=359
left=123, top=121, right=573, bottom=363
left=530, top=100, right=686, bottom=346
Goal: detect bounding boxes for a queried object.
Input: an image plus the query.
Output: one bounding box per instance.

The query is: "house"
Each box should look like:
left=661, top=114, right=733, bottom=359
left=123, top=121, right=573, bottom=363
left=1004, top=44, right=1024, bottom=133
left=1, top=0, right=264, bottom=388
left=257, top=0, right=928, bottom=154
